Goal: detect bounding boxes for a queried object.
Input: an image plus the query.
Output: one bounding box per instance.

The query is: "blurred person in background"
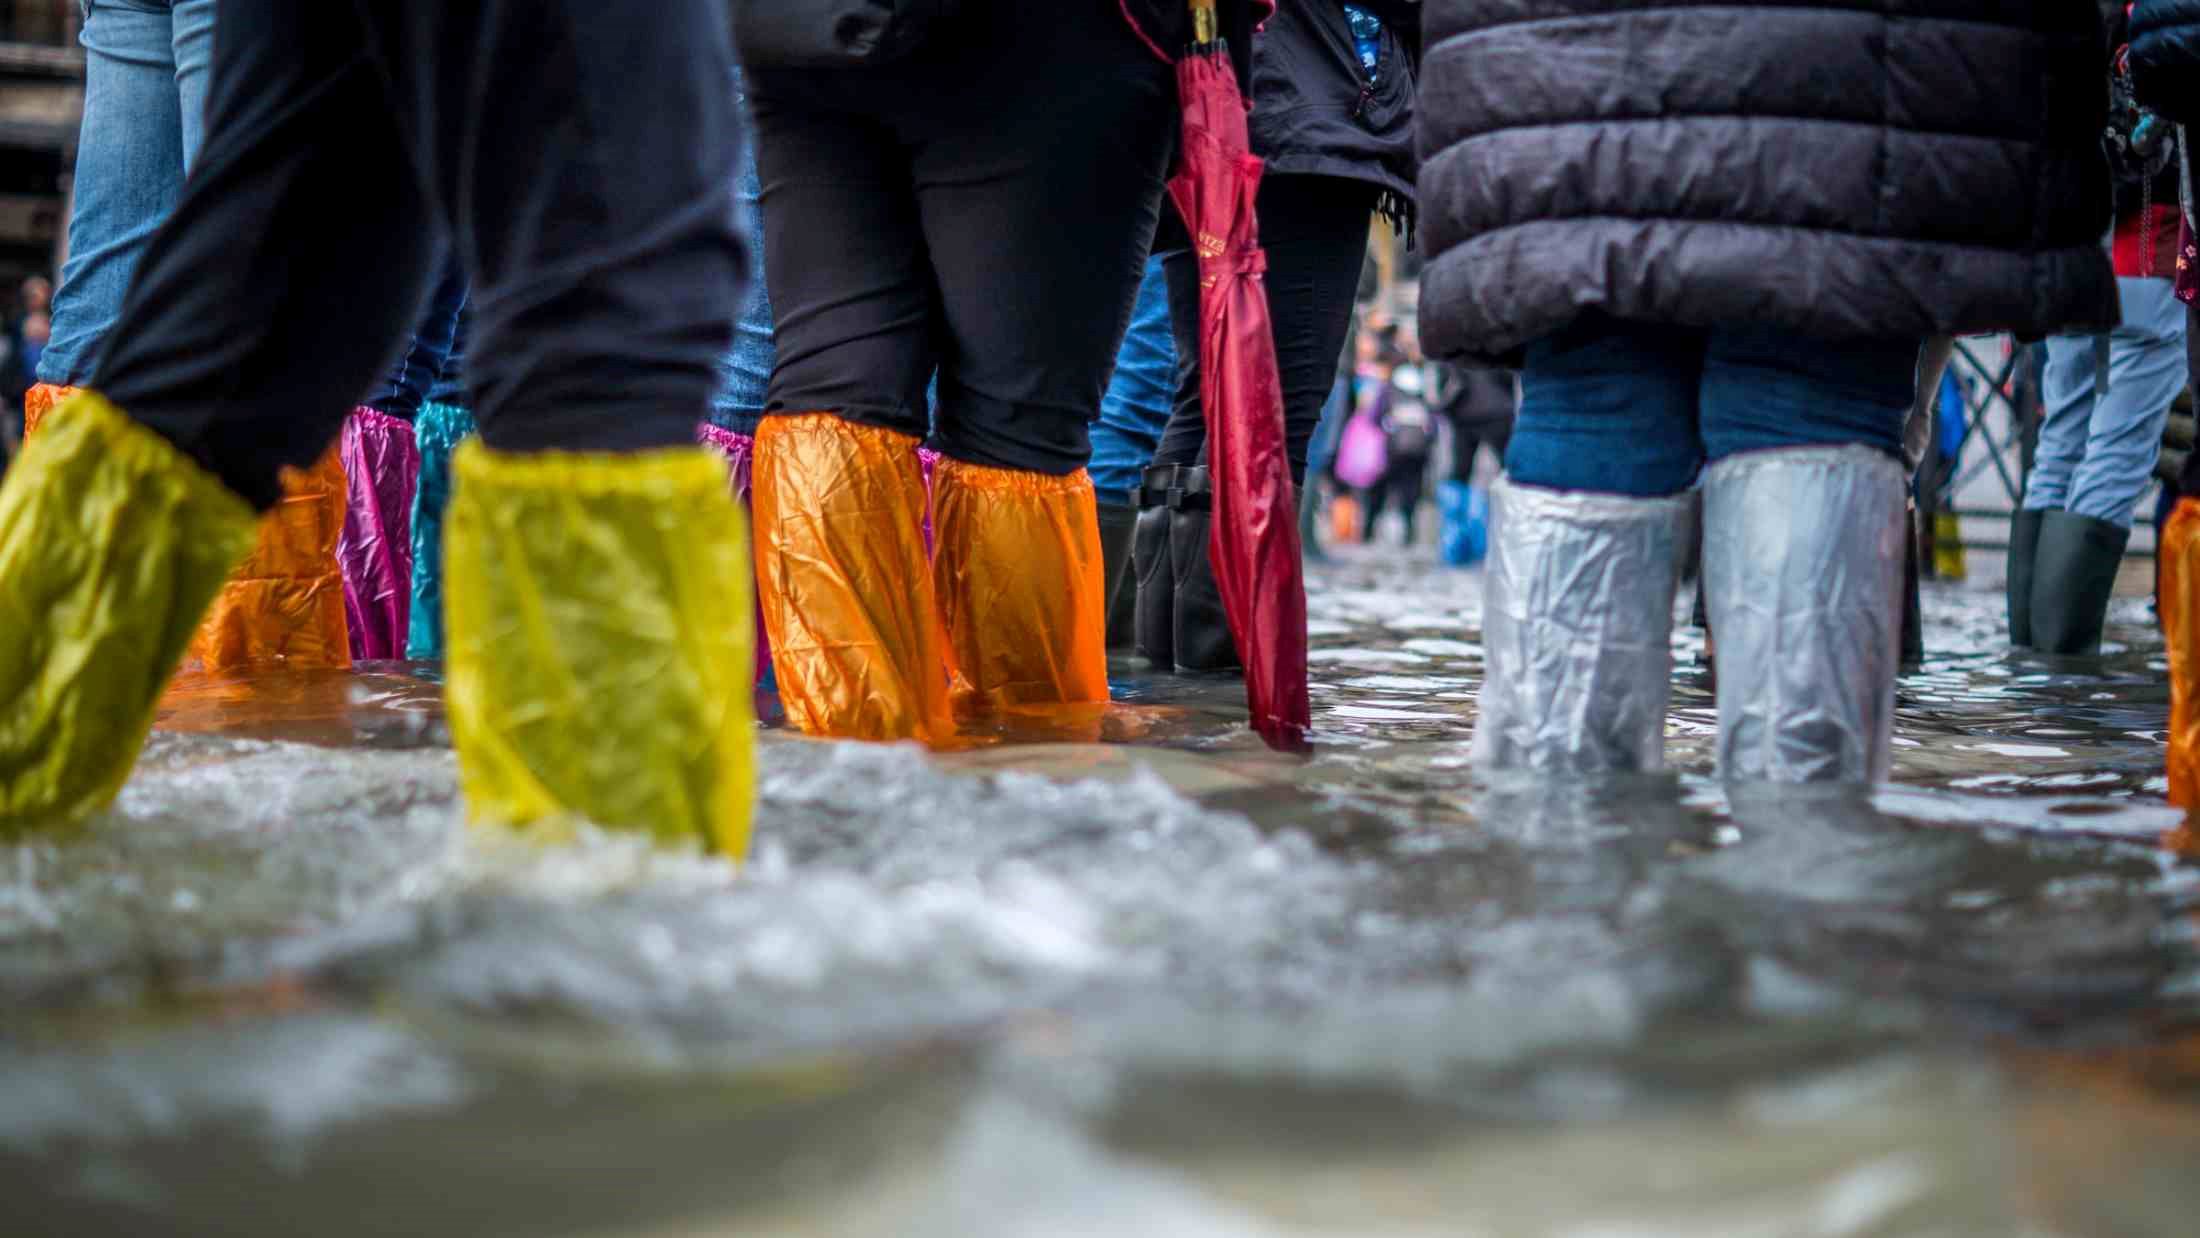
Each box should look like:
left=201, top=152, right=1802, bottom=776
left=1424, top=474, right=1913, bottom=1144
left=1421, top=0, right=2118, bottom=783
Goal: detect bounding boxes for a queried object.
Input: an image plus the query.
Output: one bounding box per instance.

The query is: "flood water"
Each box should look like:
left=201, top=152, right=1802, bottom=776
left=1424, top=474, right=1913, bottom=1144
left=4, top=545, right=2197, bottom=1237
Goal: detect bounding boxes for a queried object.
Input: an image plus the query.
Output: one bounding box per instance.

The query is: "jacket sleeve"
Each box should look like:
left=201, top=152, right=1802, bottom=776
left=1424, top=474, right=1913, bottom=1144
left=2132, top=0, right=2200, bottom=125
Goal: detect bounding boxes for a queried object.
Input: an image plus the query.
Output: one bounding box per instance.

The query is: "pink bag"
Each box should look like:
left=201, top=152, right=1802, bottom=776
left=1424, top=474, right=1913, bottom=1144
left=1333, top=409, right=1390, bottom=491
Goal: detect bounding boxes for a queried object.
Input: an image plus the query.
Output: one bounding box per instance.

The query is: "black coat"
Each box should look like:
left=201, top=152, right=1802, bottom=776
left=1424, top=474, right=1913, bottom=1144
left=2133, top=0, right=2200, bottom=125
left=1416, top=2, right=2122, bottom=363
left=1249, top=2, right=1421, bottom=226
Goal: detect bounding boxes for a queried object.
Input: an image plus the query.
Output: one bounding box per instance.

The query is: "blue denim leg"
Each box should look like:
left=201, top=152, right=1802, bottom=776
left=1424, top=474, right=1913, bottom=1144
left=2064, top=278, right=2186, bottom=527
left=430, top=311, right=469, bottom=404
left=1507, top=315, right=1704, bottom=497
left=2026, top=330, right=2099, bottom=513
left=369, top=261, right=468, bottom=418
left=1698, top=325, right=1914, bottom=464
left=2026, top=278, right=2188, bottom=525
left=708, top=130, right=775, bottom=435
left=40, top=0, right=215, bottom=385
left=1088, top=255, right=1175, bottom=503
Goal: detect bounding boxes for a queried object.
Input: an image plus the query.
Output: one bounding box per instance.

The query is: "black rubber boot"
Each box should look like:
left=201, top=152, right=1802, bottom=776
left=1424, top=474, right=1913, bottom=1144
left=1131, top=465, right=1180, bottom=668
left=2029, top=510, right=2131, bottom=655
left=2006, top=507, right=2047, bottom=649
left=1901, top=502, right=1925, bottom=669
left=1097, top=501, right=1139, bottom=651
left=1169, top=467, right=1243, bottom=674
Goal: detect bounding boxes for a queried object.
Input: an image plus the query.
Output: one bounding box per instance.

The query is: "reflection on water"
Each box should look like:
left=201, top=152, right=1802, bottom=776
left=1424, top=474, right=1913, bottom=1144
left=4, top=547, right=2197, bottom=1236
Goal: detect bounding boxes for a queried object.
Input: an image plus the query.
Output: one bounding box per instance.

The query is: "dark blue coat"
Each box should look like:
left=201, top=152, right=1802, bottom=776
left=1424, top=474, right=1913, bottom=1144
left=2133, top=0, right=2200, bottom=124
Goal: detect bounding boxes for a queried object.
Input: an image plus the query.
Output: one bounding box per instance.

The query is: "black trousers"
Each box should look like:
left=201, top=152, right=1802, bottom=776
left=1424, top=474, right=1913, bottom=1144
left=92, top=0, right=745, bottom=510
left=1153, top=174, right=1378, bottom=485
left=745, top=0, right=1175, bottom=477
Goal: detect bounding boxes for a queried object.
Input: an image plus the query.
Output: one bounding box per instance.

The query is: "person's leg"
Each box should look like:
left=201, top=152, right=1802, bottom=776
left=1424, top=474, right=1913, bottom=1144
left=1092, top=255, right=1174, bottom=650
left=1472, top=315, right=1701, bottom=773
left=374, top=0, right=755, bottom=851
left=742, top=70, right=948, bottom=742
left=2, top=0, right=440, bottom=827
left=915, top=3, right=1174, bottom=714
left=1698, top=327, right=1915, bottom=783
left=36, top=0, right=187, bottom=390
left=2022, top=333, right=2098, bottom=513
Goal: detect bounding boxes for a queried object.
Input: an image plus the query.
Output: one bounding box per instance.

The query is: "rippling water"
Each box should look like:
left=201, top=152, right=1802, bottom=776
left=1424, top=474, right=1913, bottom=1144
left=3, top=546, right=2196, bottom=1237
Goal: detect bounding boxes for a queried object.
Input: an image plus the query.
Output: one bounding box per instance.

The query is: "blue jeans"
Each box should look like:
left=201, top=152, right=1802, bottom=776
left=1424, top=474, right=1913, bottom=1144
left=369, top=261, right=468, bottom=418
left=2025, top=277, right=2187, bottom=528
left=1507, top=316, right=1916, bottom=496
left=39, top=0, right=216, bottom=385
left=1087, top=255, right=1175, bottom=504
left=708, top=101, right=776, bottom=436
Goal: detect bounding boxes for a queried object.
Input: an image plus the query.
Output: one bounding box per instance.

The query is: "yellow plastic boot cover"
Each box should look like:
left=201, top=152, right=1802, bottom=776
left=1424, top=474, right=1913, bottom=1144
left=187, top=446, right=352, bottom=671
left=0, top=390, right=256, bottom=830
left=2165, top=498, right=2200, bottom=809
left=444, top=441, right=756, bottom=856
left=753, top=414, right=951, bottom=743
left=931, top=458, right=1108, bottom=718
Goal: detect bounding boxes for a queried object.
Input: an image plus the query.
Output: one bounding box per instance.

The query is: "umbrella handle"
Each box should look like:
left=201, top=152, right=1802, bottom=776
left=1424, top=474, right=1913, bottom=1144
left=1188, top=0, right=1216, bottom=46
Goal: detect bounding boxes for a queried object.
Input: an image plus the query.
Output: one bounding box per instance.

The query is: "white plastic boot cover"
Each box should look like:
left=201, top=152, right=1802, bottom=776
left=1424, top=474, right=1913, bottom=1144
left=1704, top=445, right=1906, bottom=783
left=1471, top=476, right=1693, bottom=772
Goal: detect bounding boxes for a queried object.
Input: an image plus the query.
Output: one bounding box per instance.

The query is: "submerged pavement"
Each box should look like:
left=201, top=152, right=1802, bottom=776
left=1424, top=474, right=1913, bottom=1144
left=2, top=546, right=2195, bottom=1237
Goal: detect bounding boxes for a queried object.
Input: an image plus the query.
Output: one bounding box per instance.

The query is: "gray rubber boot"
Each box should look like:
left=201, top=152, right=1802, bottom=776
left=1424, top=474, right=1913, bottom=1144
left=1168, top=483, right=1242, bottom=675
left=2029, top=510, right=2131, bottom=655
left=1131, top=465, right=1180, bottom=669
left=1471, top=475, right=1694, bottom=772
left=1097, top=501, right=1139, bottom=652
left=1704, top=446, right=1906, bottom=784
left=2006, top=507, right=2047, bottom=649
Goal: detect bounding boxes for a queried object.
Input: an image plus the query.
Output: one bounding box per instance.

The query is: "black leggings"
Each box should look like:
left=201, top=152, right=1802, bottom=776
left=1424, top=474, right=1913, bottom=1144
left=91, top=0, right=744, bottom=511
left=746, top=0, right=1175, bottom=476
left=1153, top=174, right=1378, bottom=485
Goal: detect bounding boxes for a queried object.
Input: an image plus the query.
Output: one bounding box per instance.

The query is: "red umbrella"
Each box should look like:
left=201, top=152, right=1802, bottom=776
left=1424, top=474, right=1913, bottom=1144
left=1167, top=0, right=1308, bottom=752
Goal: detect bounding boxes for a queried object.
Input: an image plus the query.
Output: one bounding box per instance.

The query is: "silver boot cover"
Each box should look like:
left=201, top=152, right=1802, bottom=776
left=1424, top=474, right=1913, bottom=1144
left=1471, top=476, right=1693, bottom=772
left=1704, top=445, right=1907, bottom=783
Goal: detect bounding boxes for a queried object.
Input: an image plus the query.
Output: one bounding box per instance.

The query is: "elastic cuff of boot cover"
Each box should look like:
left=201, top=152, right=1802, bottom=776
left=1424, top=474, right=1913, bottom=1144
left=1470, top=475, right=1692, bottom=773
left=188, top=443, right=351, bottom=672
left=21, top=383, right=76, bottom=438
left=933, top=457, right=1109, bottom=714
left=339, top=408, right=421, bottom=661
left=754, top=412, right=950, bottom=742
left=0, top=389, right=257, bottom=827
left=2163, top=499, right=2200, bottom=808
left=1704, top=444, right=1905, bottom=784
left=445, top=440, right=756, bottom=854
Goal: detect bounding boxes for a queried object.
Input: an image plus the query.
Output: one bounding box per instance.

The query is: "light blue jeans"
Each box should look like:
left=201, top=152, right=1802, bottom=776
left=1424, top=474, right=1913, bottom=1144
left=2026, top=276, right=2188, bottom=528
left=707, top=95, right=775, bottom=435
left=39, top=0, right=216, bottom=385
left=1088, top=255, right=1176, bottom=505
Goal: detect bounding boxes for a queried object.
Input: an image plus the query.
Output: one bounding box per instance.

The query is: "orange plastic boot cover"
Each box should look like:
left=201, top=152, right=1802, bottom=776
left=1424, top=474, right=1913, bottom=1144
left=22, top=383, right=75, bottom=438
left=2165, top=498, right=2200, bottom=809
left=752, top=413, right=951, bottom=742
left=931, top=458, right=1108, bottom=717
left=187, top=446, right=352, bottom=672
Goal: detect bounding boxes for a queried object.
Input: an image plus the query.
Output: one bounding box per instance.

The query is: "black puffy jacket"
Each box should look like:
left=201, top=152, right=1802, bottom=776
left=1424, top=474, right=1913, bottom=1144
left=1417, top=2, right=2121, bottom=363
left=2133, top=0, right=2200, bottom=124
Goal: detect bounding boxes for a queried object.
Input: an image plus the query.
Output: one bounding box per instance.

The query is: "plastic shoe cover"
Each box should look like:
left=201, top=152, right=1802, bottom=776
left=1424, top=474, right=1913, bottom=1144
left=338, top=408, right=421, bottom=660
left=932, top=457, right=1109, bottom=717
left=697, top=421, right=773, bottom=689
left=2163, top=499, right=2200, bottom=808
left=444, top=441, right=755, bottom=855
left=1470, top=475, right=1692, bottom=773
left=405, top=400, right=476, bottom=660
left=21, top=383, right=74, bottom=438
left=1704, top=445, right=1906, bottom=784
left=187, top=445, right=351, bottom=672
left=0, top=390, right=256, bottom=830
left=753, top=413, right=951, bottom=742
